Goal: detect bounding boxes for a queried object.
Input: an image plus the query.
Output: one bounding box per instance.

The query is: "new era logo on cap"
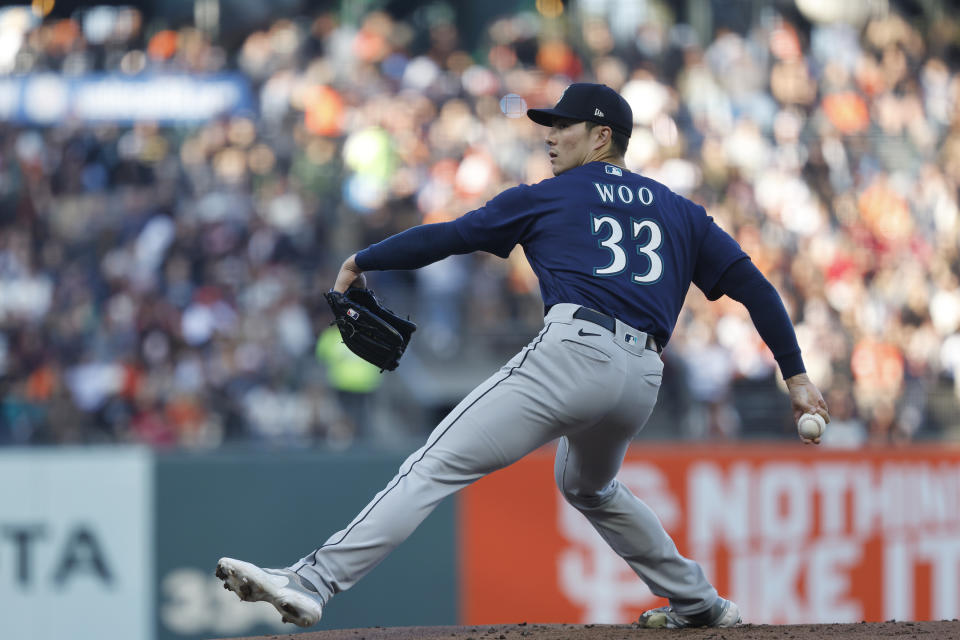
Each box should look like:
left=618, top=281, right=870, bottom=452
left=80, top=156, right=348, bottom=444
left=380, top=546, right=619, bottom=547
left=526, top=83, right=633, bottom=138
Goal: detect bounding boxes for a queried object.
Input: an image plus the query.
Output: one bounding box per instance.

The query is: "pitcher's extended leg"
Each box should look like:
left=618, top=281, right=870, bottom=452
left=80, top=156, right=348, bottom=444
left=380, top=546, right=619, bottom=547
left=554, top=420, right=717, bottom=614
left=291, top=326, right=574, bottom=603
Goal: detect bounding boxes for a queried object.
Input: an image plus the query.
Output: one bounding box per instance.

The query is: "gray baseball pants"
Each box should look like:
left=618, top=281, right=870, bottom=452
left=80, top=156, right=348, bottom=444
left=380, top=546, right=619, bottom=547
left=291, top=303, right=718, bottom=615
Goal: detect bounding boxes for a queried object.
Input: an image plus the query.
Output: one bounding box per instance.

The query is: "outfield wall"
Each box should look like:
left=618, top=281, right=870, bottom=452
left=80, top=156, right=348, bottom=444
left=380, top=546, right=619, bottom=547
left=0, top=448, right=457, bottom=640
left=462, top=445, right=960, bottom=625
left=0, top=448, right=153, bottom=640
left=1, top=444, right=958, bottom=640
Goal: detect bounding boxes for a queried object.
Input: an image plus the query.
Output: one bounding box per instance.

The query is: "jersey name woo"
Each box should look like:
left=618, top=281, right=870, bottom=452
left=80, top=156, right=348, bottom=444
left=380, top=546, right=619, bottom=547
left=593, top=181, right=655, bottom=206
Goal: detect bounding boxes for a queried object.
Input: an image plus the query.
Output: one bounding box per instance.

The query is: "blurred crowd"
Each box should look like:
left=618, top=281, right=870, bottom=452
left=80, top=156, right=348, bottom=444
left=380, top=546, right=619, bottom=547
left=1, top=1, right=959, bottom=449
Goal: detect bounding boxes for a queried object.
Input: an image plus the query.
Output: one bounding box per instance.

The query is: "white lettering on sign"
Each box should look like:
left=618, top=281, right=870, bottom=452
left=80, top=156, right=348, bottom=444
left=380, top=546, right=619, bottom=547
left=883, top=534, right=960, bottom=621
left=688, top=462, right=751, bottom=548
left=758, top=464, right=810, bottom=542
left=727, top=540, right=863, bottom=623
left=808, top=540, right=862, bottom=622
left=688, top=460, right=960, bottom=623
left=549, top=457, right=960, bottom=624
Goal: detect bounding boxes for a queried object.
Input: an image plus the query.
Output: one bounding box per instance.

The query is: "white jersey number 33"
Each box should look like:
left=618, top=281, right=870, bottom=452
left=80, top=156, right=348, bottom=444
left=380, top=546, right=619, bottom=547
left=591, top=215, right=664, bottom=284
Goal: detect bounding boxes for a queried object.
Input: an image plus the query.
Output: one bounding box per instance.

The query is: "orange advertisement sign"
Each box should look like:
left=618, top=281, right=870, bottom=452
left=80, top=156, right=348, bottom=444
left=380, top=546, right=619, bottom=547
left=459, top=444, right=960, bottom=625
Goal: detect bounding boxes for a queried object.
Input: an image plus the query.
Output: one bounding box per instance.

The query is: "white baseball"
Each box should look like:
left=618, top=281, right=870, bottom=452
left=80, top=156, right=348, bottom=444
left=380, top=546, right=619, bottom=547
left=797, top=412, right=825, bottom=439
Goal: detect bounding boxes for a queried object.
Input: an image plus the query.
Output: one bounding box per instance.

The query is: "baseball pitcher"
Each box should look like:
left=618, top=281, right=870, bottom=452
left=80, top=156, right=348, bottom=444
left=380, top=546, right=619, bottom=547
left=216, top=83, right=830, bottom=629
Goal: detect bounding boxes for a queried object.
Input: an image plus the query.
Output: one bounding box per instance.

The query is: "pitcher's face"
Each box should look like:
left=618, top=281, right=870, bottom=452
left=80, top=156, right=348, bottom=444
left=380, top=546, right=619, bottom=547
left=545, top=118, right=593, bottom=175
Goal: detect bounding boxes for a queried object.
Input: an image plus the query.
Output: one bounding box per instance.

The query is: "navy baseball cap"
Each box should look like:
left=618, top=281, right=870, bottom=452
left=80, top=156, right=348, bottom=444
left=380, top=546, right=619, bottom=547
left=527, top=83, right=633, bottom=137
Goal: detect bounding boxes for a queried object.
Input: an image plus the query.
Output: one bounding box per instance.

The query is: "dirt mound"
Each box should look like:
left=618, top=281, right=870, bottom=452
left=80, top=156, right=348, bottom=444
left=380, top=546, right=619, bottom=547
left=227, top=620, right=959, bottom=640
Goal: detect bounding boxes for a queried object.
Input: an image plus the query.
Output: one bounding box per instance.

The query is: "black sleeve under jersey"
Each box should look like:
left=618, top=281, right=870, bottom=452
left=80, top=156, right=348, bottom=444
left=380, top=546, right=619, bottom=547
left=354, top=222, right=471, bottom=271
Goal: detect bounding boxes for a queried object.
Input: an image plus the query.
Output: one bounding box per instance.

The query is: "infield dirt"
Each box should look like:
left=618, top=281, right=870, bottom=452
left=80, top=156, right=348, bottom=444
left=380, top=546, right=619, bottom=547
left=226, top=619, right=959, bottom=640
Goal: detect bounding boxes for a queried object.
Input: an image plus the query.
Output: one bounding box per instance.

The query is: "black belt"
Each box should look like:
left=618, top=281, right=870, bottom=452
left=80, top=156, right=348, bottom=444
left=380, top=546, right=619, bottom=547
left=573, top=307, right=663, bottom=354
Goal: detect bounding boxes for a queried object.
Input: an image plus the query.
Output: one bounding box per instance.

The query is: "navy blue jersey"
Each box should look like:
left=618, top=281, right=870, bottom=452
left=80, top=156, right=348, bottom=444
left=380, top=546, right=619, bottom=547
left=453, top=162, right=747, bottom=344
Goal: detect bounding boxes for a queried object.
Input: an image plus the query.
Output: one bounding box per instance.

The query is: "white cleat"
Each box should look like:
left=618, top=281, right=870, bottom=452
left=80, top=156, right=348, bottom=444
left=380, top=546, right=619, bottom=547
left=639, top=597, right=741, bottom=629
left=216, top=557, right=323, bottom=627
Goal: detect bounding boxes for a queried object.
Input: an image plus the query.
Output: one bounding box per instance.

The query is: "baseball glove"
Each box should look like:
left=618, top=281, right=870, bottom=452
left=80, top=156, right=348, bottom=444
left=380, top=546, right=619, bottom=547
left=324, top=288, right=416, bottom=371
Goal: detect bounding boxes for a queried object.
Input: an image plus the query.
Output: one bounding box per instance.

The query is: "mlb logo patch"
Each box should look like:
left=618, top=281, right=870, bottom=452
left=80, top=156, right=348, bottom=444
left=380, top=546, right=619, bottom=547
left=347, top=308, right=359, bottom=320
left=605, top=165, right=622, bottom=176
left=624, top=333, right=638, bottom=344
